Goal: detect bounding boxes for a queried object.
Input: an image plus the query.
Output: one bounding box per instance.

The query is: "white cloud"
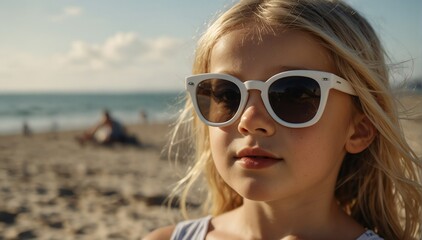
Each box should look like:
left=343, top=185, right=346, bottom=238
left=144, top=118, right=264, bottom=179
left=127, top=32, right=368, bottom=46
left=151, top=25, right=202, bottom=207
left=64, top=6, right=82, bottom=16
left=51, top=6, right=83, bottom=22
left=62, top=32, right=184, bottom=70
left=0, top=32, right=193, bottom=92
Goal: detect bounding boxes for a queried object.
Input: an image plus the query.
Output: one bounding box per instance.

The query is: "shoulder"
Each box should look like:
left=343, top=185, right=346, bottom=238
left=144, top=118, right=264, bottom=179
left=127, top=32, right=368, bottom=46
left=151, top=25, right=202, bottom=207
left=144, top=216, right=212, bottom=240
left=356, top=230, right=384, bottom=240
left=143, top=225, right=175, bottom=240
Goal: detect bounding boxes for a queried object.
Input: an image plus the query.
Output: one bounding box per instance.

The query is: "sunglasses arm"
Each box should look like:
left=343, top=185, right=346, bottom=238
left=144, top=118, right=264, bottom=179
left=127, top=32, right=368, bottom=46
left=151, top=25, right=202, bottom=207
left=330, top=74, right=357, bottom=96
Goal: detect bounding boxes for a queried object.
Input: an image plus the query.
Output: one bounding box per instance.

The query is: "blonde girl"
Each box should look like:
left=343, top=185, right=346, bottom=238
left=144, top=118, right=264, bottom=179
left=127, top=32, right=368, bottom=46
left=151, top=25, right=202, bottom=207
left=145, top=0, right=422, bottom=239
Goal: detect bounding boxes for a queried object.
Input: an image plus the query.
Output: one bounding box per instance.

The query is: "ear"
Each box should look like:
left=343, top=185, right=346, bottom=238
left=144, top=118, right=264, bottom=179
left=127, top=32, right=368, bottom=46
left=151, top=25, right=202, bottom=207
left=345, top=113, right=377, bottom=154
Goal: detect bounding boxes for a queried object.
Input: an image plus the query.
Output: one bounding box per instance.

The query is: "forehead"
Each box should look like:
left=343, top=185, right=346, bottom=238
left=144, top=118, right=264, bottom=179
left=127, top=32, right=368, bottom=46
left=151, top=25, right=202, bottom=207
left=209, top=28, right=337, bottom=78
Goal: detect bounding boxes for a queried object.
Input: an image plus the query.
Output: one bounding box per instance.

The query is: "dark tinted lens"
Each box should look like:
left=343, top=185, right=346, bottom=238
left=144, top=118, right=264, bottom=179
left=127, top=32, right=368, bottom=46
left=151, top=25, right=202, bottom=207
left=196, top=79, right=241, bottom=123
left=268, top=76, right=321, bottom=123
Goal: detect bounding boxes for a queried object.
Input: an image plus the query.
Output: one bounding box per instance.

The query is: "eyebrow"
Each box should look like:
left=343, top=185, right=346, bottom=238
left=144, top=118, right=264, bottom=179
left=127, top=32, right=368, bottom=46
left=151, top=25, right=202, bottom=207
left=276, top=65, right=311, bottom=72
left=211, top=66, right=312, bottom=80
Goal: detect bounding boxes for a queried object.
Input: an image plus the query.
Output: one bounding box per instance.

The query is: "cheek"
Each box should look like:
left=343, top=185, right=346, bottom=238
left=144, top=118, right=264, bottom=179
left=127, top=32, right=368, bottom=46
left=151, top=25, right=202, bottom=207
left=287, top=115, right=352, bottom=173
left=209, top=127, right=232, bottom=161
left=280, top=128, right=349, bottom=190
left=208, top=126, right=240, bottom=183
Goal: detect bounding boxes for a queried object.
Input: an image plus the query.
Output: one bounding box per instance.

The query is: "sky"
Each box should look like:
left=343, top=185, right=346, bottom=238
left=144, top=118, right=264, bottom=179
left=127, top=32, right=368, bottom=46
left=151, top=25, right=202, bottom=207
left=0, top=0, right=421, bottom=93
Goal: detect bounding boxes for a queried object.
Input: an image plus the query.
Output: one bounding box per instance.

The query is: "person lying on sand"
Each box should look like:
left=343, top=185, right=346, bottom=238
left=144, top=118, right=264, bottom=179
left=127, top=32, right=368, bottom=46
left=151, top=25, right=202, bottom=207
left=76, top=110, right=139, bottom=146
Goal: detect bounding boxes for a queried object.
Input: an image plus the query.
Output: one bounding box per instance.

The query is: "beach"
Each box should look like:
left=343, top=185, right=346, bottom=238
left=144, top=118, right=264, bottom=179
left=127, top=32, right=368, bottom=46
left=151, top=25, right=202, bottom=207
left=0, top=123, right=187, bottom=240
left=0, top=94, right=421, bottom=240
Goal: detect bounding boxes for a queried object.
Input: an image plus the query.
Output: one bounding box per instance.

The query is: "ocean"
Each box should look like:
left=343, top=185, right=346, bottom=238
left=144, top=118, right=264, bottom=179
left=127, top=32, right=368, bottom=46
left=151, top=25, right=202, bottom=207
left=1, top=85, right=420, bottom=136
left=0, top=92, right=184, bottom=135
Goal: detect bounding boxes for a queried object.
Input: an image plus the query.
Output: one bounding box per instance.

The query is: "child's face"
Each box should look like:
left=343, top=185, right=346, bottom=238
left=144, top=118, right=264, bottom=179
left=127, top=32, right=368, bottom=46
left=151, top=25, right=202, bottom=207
left=208, top=28, right=357, bottom=202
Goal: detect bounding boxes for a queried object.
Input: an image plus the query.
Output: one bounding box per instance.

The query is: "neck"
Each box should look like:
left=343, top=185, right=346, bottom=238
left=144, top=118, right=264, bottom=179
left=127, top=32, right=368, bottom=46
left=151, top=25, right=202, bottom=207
left=234, top=195, right=362, bottom=239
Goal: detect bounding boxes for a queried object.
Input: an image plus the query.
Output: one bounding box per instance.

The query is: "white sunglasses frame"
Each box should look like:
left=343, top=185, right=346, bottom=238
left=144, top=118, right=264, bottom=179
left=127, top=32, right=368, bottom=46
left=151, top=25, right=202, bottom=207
left=186, top=70, right=357, bottom=128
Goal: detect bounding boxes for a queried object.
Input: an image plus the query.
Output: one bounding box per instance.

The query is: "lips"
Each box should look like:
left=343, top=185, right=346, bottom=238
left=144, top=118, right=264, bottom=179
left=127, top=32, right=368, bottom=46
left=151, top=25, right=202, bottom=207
left=235, top=148, right=282, bottom=169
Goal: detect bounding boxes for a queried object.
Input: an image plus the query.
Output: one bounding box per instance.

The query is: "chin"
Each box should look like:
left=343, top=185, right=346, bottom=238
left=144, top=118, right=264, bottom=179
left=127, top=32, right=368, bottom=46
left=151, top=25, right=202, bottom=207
left=235, top=181, right=281, bottom=202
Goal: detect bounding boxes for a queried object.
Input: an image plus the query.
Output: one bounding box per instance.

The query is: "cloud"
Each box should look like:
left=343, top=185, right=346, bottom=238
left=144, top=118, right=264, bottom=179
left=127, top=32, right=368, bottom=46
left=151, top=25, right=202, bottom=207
left=51, top=6, right=83, bottom=22
left=63, top=6, right=82, bottom=16
left=0, top=32, right=192, bottom=92
left=62, top=32, right=184, bottom=70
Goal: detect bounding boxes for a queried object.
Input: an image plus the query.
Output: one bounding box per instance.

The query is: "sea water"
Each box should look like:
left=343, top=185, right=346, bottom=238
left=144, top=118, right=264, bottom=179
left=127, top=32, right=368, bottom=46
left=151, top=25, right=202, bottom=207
left=0, top=92, right=184, bottom=135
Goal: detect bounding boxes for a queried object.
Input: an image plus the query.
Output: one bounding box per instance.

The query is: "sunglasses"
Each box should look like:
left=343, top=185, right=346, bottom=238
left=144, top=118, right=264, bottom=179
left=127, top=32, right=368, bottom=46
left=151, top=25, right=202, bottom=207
left=186, top=70, right=357, bottom=128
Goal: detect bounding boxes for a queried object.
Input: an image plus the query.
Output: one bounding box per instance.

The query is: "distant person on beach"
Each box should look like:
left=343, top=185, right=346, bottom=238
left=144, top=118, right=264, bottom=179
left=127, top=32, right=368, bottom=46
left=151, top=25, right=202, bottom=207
left=145, top=1, right=422, bottom=240
left=22, top=121, right=31, bottom=137
left=139, top=110, right=148, bottom=124
left=76, top=110, right=138, bottom=146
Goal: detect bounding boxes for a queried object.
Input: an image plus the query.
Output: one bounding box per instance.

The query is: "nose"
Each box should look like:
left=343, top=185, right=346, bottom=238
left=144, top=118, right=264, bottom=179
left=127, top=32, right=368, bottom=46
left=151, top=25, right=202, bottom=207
left=237, top=90, right=276, bottom=136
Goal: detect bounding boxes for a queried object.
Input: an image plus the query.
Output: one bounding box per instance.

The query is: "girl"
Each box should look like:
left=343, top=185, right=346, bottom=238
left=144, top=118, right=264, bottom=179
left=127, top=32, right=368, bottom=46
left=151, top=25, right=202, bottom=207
left=146, top=0, right=422, bottom=239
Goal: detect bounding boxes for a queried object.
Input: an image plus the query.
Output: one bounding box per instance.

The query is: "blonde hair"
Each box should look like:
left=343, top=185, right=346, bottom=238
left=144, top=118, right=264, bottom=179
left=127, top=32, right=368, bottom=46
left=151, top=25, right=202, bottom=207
left=169, top=0, right=422, bottom=239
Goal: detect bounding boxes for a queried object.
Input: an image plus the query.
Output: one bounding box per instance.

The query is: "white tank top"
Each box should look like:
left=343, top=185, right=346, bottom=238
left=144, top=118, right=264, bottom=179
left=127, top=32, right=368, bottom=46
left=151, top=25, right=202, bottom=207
left=170, top=216, right=384, bottom=240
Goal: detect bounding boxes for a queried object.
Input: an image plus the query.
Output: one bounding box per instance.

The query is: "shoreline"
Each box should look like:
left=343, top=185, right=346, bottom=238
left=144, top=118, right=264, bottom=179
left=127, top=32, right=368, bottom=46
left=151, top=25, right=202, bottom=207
left=0, top=119, right=176, bottom=138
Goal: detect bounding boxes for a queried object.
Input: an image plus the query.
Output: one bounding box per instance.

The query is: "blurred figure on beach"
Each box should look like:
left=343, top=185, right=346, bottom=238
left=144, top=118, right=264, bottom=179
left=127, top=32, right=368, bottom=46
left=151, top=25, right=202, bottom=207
left=76, top=109, right=139, bottom=146
left=22, top=121, right=32, bottom=137
left=139, top=109, right=149, bottom=124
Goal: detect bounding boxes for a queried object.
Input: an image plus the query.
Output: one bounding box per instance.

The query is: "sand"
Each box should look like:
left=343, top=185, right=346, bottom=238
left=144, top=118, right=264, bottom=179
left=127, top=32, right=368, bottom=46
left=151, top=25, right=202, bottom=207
left=0, top=94, right=420, bottom=240
left=0, top=123, right=186, bottom=240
